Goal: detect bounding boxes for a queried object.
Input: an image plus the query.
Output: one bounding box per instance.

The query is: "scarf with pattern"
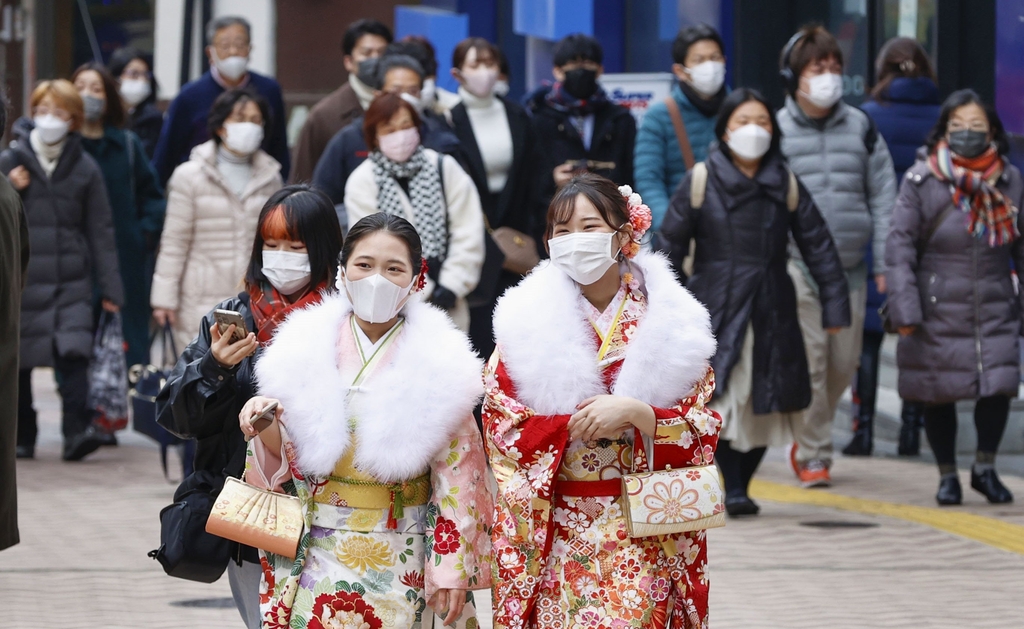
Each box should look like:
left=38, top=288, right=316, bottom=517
left=544, top=81, right=611, bottom=117
left=928, top=140, right=1018, bottom=247
left=370, top=146, right=448, bottom=260
left=248, top=281, right=328, bottom=345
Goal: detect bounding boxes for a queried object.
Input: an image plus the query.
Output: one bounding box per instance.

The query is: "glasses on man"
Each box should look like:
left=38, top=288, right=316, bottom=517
left=213, top=40, right=250, bottom=56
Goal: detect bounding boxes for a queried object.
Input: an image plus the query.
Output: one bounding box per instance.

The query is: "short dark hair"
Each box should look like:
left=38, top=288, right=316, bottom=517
left=871, top=37, right=936, bottom=101
left=246, top=184, right=344, bottom=292
left=341, top=212, right=423, bottom=269
left=672, top=24, right=724, bottom=65
left=452, top=37, right=500, bottom=71
left=363, top=92, right=422, bottom=150
left=780, top=25, right=844, bottom=94
left=714, top=88, right=782, bottom=161
left=553, top=33, right=603, bottom=67
left=207, top=88, right=271, bottom=146
left=396, top=36, right=438, bottom=77
left=545, top=172, right=628, bottom=243
left=342, top=19, right=393, bottom=57
left=375, top=53, right=425, bottom=89
left=926, top=89, right=1010, bottom=156
left=108, top=47, right=158, bottom=107
left=72, top=62, right=126, bottom=128
left=206, top=16, right=250, bottom=45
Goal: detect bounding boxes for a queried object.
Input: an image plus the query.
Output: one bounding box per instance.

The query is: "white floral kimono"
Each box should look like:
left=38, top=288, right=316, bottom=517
left=248, top=292, right=493, bottom=629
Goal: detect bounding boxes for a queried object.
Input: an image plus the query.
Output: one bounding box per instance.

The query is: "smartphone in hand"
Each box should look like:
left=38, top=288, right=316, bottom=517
left=213, top=309, right=249, bottom=343
left=245, top=401, right=278, bottom=442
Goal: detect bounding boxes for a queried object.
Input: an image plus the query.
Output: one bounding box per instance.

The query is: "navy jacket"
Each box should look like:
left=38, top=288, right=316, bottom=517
left=151, top=71, right=290, bottom=185
left=861, top=77, right=940, bottom=332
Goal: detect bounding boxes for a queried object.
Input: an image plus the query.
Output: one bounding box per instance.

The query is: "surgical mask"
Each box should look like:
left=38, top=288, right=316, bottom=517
left=33, top=114, right=69, bottom=145
left=223, top=122, right=264, bottom=156
left=262, top=250, right=311, bottom=295
left=726, top=124, right=772, bottom=161
left=493, top=79, right=510, bottom=98
left=420, top=77, right=437, bottom=105
left=948, top=130, right=990, bottom=159
left=461, top=66, right=499, bottom=98
left=685, top=61, right=726, bottom=97
left=344, top=272, right=414, bottom=324
left=119, top=79, right=151, bottom=107
left=562, top=68, right=599, bottom=101
left=548, top=232, right=617, bottom=285
left=378, top=127, right=420, bottom=163
left=356, top=58, right=379, bottom=88
left=212, top=50, right=249, bottom=82
left=82, top=95, right=105, bottom=122
left=801, top=72, right=843, bottom=110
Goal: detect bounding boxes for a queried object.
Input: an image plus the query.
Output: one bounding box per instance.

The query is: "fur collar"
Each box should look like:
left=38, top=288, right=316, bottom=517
left=254, top=292, right=484, bottom=482
left=492, top=251, right=716, bottom=415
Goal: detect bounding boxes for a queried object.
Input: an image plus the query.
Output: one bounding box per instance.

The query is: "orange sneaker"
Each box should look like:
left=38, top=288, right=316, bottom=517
left=797, top=459, right=832, bottom=488
left=788, top=443, right=801, bottom=477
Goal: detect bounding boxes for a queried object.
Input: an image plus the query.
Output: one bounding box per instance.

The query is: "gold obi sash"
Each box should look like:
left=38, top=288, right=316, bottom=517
left=315, top=436, right=431, bottom=529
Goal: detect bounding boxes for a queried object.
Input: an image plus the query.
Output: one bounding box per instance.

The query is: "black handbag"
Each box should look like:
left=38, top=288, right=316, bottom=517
left=148, top=470, right=232, bottom=583
left=130, top=323, right=188, bottom=478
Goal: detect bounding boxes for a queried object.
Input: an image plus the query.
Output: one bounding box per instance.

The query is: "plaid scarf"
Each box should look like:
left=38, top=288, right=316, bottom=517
left=370, top=147, right=448, bottom=260
left=544, top=81, right=610, bottom=117
left=928, top=140, right=1018, bottom=247
left=248, top=281, right=327, bottom=345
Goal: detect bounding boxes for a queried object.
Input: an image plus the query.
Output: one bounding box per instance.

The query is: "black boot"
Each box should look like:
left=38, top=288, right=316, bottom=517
left=724, top=489, right=760, bottom=517
left=62, top=425, right=105, bottom=462
left=971, top=468, right=1014, bottom=504
left=898, top=402, right=923, bottom=456
left=936, top=474, right=963, bottom=506
left=15, top=444, right=34, bottom=459
left=842, top=416, right=873, bottom=456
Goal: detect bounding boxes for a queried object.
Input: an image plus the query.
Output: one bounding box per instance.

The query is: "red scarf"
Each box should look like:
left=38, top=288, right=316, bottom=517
left=248, top=281, right=328, bottom=344
left=928, top=141, right=1018, bottom=246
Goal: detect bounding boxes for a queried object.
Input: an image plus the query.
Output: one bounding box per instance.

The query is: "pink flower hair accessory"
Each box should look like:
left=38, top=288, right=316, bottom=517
left=618, top=185, right=652, bottom=258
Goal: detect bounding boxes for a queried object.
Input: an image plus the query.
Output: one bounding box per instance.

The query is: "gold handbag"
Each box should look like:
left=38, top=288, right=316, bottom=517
left=490, top=225, right=540, bottom=276
left=620, top=425, right=726, bottom=537
left=205, top=476, right=304, bottom=559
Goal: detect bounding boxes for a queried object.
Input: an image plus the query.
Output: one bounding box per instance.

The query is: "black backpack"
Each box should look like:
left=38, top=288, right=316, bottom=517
left=148, top=470, right=232, bottom=583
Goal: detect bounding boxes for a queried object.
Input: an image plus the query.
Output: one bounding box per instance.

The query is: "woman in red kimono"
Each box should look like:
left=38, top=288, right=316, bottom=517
left=483, top=172, right=720, bottom=629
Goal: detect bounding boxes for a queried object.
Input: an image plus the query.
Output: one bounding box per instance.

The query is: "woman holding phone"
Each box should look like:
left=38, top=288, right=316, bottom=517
left=156, top=185, right=343, bottom=629
left=239, top=212, right=492, bottom=629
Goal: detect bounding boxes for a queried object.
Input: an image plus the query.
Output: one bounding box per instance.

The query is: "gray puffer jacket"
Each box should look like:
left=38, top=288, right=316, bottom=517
left=885, top=151, right=1024, bottom=404
left=0, top=120, right=123, bottom=369
left=778, top=97, right=897, bottom=275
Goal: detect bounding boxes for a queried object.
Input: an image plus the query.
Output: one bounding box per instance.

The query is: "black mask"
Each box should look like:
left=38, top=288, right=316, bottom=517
left=356, top=58, right=379, bottom=88
left=562, top=68, right=599, bottom=101
left=948, top=130, right=990, bottom=158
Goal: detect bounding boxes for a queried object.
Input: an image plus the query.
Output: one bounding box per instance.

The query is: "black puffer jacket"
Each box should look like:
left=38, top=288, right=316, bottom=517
left=658, top=148, right=850, bottom=414
left=0, top=119, right=123, bottom=369
left=885, top=152, right=1024, bottom=404
left=156, top=293, right=258, bottom=563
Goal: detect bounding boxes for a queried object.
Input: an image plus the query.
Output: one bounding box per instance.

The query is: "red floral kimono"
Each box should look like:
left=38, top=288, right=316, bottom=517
left=484, top=251, right=721, bottom=629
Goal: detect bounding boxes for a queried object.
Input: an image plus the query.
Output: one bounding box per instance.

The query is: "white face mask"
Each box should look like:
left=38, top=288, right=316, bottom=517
left=420, top=77, right=437, bottom=106
left=461, top=66, right=499, bottom=98
left=344, top=272, right=414, bottom=324
left=212, top=50, right=249, bottom=81
left=33, top=114, right=69, bottom=145
left=802, top=72, right=843, bottom=109
left=548, top=232, right=618, bottom=286
left=726, top=124, right=772, bottom=161
left=119, top=79, right=152, bottom=107
left=262, top=250, right=311, bottom=295
left=685, top=61, right=726, bottom=97
left=378, top=127, right=420, bottom=163
left=223, top=122, right=264, bottom=156
left=493, top=79, right=510, bottom=98
left=399, top=92, right=424, bottom=114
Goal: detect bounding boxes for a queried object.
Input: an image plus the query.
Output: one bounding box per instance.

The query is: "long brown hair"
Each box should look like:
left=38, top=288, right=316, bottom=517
left=870, top=37, right=936, bottom=101
left=71, top=63, right=126, bottom=128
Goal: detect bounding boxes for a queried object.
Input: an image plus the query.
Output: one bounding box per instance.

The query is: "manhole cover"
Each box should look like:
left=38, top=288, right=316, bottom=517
left=799, top=520, right=879, bottom=529
left=170, top=598, right=236, bottom=609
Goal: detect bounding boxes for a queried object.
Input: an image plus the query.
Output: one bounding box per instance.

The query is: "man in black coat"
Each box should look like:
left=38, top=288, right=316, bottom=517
left=528, top=34, right=636, bottom=241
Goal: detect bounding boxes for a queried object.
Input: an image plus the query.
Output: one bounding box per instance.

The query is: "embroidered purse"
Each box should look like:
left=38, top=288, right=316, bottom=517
left=620, top=423, right=725, bottom=537
left=205, top=476, right=304, bottom=559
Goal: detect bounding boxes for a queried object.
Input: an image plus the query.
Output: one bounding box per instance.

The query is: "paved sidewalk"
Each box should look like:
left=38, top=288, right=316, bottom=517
left=4, top=369, right=1024, bottom=628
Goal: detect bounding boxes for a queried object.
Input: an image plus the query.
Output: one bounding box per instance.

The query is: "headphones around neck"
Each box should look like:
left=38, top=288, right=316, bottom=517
left=778, top=31, right=807, bottom=95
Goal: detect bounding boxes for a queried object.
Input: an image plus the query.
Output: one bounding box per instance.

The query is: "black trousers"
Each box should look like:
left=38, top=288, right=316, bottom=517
left=17, top=356, right=92, bottom=446
left=923, top=395, right=1010, bottom=467
left=716, top=440, right=767, bottom=498
left=853, top=329, right=924, bottom=424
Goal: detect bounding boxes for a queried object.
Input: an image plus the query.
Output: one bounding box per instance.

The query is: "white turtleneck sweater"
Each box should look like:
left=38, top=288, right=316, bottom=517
left=29, top=129, right=66, bottom=177
left=349, top=74, right=375, bottom=111
left=458, top=86, right=513, bottom=193
left=217, top=146, right=253, bottom=197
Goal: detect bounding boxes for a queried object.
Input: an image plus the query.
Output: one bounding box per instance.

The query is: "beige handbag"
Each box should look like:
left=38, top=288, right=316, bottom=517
left=206, top=476, right=304, bottom=559
left=620, top=425, right=726, bottom=537
left=491, top=226, right=540, bottom=276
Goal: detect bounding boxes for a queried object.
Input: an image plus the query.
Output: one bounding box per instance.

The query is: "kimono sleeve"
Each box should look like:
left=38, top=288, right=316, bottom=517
left=423, top=414, right=494, bottom=601
left=645, top=367, right=722, bottom=469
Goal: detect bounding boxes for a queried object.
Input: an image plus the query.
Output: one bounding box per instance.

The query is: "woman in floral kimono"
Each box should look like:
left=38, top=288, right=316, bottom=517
left=240, top=212, right=492, bottom=629
left=484, top=173, right=720, bottom=629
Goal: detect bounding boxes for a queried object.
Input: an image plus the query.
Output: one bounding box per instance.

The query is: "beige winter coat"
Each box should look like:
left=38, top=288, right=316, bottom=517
left=151, top=140, right=283, bottom=351
left=345, top=149, right=485, bottom=331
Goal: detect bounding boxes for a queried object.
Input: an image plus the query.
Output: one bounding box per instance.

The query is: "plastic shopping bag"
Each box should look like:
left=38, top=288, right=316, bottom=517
left=87, top=311, right=130, bottom=432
